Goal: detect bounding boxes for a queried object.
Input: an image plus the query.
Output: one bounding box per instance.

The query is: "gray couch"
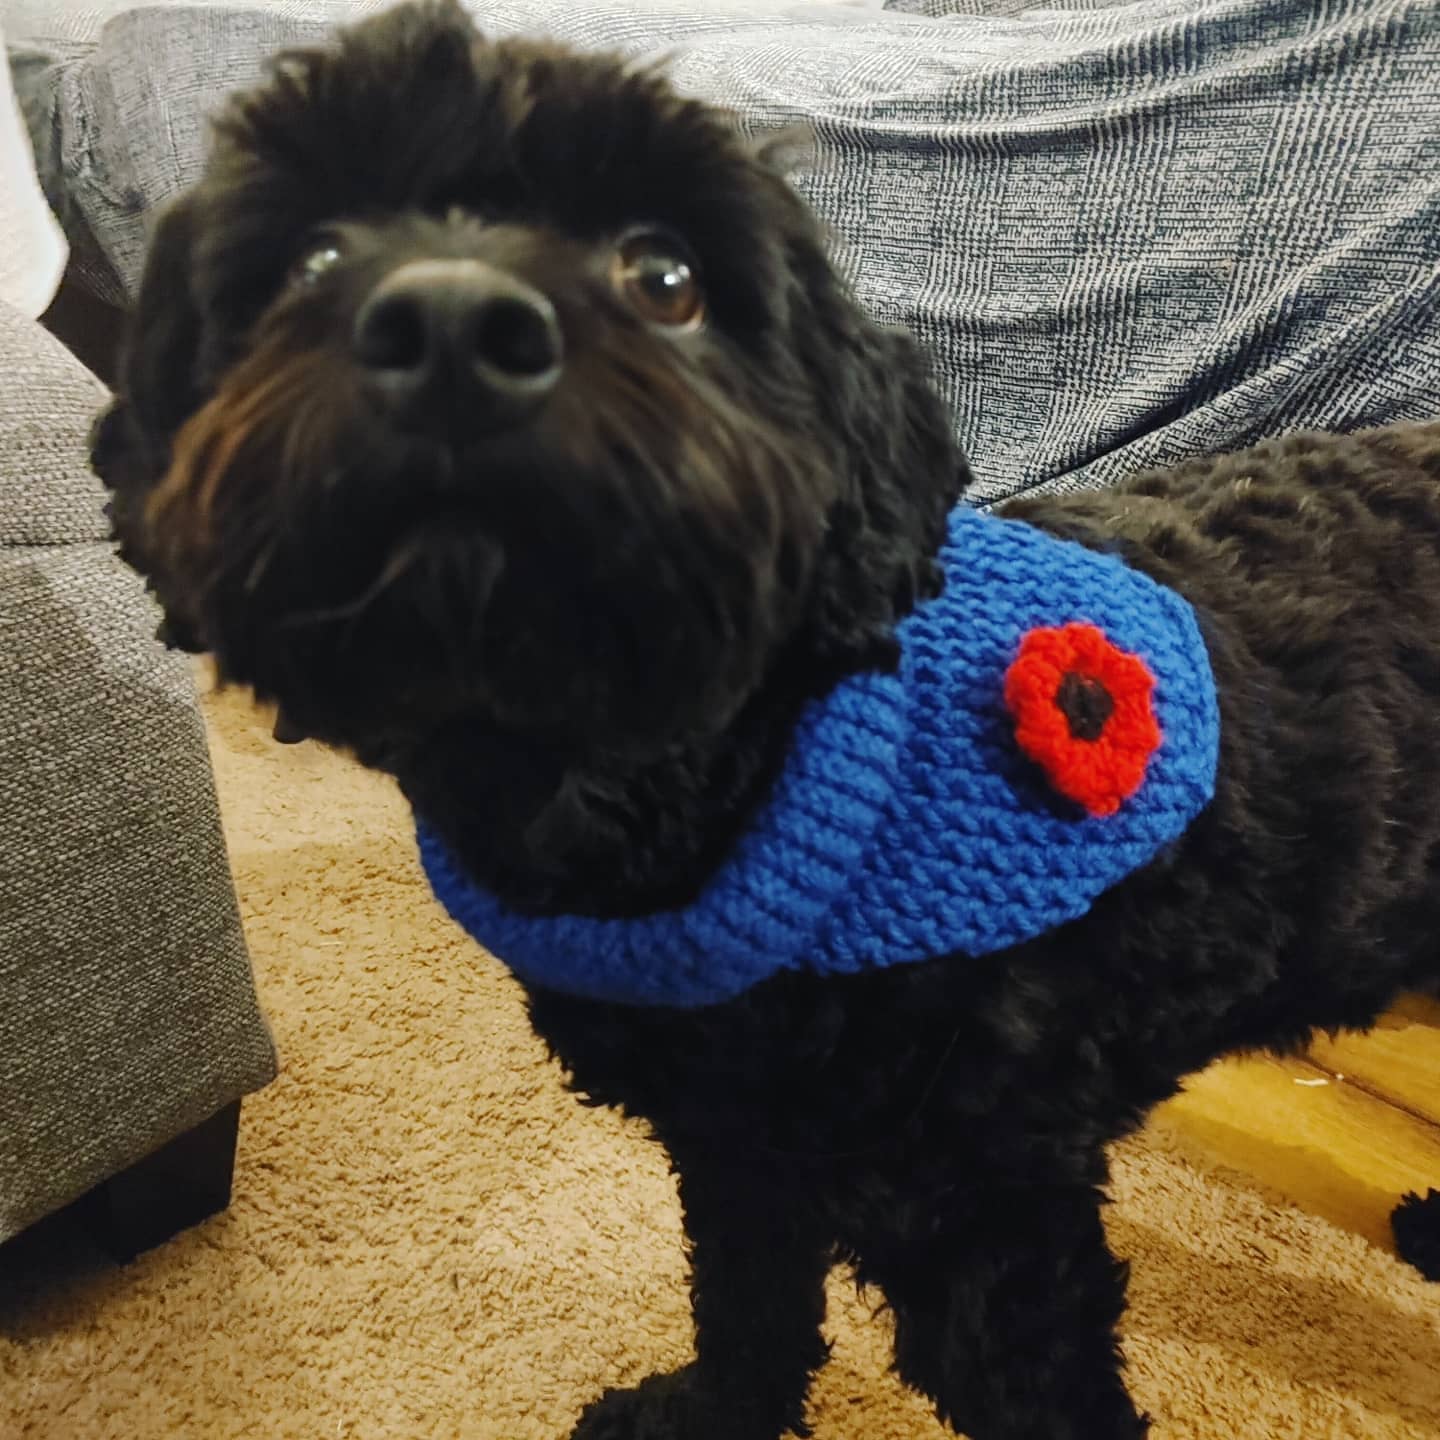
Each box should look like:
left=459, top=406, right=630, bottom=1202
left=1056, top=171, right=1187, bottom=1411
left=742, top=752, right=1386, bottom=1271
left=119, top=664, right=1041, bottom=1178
left=11, top=0, right=1440, bottom=503
left=0, top=297, right=277, bottom=1255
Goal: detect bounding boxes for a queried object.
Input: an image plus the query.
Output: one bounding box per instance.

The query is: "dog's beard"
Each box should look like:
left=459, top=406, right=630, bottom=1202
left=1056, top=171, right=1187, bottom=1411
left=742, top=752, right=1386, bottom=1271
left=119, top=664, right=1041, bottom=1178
left=137, top=313, right=831, bottom=757
left=148, top=337, right=364, bottom=611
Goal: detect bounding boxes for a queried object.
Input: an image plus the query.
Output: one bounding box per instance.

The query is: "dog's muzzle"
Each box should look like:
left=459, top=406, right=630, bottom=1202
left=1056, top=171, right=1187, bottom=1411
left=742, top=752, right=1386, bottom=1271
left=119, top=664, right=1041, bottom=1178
left=351, top=257, right=564, bottom=436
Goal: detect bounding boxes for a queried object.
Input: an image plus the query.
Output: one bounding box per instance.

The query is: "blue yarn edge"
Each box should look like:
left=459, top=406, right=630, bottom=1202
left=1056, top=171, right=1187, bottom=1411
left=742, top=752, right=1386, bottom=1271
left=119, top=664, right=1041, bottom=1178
left=417, top=665, right=909, bottom=1006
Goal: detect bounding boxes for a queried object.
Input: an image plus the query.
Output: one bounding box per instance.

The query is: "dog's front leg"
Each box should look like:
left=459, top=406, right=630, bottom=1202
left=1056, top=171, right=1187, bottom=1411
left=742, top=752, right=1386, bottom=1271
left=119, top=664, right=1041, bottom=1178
left=860, top=1183, right=1147, bottom=1440
left=571, top=1148, right=831, bottom=1440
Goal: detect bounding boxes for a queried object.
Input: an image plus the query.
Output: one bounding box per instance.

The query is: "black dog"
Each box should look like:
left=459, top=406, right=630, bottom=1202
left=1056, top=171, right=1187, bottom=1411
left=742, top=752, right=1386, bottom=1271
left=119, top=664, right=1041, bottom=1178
left=94, top=3, right=1440, bottom=1435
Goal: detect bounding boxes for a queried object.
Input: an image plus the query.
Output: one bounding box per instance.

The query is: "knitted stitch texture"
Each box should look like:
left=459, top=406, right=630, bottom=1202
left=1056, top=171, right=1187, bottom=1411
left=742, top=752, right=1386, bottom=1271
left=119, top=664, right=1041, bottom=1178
left=417, top=507, right=1220, bottom=1008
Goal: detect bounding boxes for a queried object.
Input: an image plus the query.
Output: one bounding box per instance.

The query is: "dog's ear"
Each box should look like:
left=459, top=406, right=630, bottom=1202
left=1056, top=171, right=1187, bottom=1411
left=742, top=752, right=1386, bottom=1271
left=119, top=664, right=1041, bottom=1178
left=122, top=191, right=207, bottom=444
left=92, top=190, right=211, bottom=651
left=87, top=398, right=133, bottom=490
left=92, top=191, right=206, bottom=499
left=804, top=302, right=971, bottom=681
left=730, top=157, right=968, bottom=683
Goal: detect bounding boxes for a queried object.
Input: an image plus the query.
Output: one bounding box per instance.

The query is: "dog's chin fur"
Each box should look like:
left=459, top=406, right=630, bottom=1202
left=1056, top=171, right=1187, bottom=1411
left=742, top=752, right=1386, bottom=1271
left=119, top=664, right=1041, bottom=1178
left=96, top=3, right=1440, bottom=1437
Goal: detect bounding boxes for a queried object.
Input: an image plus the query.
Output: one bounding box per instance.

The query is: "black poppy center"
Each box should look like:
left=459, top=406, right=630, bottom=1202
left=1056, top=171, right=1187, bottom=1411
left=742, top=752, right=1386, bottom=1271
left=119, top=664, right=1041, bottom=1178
left=1056, top=671, right=1115, bottom=742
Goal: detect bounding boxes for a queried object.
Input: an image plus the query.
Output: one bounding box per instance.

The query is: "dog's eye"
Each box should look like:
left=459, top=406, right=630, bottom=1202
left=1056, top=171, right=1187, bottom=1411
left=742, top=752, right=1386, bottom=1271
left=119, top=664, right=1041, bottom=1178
left=291, top=238, right=345, bottom=288
left=611, top=231, right=705, bottom=332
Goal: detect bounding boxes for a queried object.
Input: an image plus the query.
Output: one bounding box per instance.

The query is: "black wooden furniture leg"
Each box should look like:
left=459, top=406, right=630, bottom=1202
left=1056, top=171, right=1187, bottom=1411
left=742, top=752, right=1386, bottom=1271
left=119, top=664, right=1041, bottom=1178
left=90, top=1100, right=242, bottom=1262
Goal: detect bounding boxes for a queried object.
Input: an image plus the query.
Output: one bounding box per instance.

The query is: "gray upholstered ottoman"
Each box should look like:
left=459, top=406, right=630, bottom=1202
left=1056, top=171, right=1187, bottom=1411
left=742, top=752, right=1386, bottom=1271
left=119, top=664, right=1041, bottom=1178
left=0, top=298, right=277, bottom=1255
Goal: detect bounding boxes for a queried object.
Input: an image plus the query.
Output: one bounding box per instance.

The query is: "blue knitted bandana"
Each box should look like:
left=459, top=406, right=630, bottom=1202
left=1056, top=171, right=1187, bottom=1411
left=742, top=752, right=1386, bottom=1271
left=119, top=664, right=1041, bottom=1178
left=417, top=506, right=1219, bottom=1008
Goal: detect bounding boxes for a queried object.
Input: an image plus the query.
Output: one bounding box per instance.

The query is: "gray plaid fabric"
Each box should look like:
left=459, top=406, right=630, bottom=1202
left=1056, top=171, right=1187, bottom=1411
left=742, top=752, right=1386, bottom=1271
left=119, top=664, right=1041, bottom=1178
left=0, top=303, right=277, bottom=1242
left=10, top=0, right=1440, bottom=501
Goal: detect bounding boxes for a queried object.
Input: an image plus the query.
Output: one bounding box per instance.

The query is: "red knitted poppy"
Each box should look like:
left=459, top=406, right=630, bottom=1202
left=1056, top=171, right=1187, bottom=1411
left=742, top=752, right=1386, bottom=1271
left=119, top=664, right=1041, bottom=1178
left=1004, top=623, right=1161, bottom=817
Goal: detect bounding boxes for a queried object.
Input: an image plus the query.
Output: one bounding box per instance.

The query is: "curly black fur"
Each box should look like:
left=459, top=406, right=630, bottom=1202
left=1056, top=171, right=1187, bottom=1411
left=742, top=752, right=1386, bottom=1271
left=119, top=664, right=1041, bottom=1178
left=1394, top=1189, right=1440, bottom=1280
left=94, top=4, right=1440, bottom=1436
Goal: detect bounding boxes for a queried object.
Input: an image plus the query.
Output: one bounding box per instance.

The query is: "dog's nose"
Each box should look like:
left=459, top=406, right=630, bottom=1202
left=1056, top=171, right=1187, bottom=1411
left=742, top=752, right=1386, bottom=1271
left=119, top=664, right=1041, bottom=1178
left=352, top=259, right=563, bottom=430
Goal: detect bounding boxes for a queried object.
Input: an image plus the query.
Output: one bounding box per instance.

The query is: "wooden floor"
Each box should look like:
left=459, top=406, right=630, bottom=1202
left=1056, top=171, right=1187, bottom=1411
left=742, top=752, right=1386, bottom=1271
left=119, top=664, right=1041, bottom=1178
left=1154, top=993, right=1440, bottom=1253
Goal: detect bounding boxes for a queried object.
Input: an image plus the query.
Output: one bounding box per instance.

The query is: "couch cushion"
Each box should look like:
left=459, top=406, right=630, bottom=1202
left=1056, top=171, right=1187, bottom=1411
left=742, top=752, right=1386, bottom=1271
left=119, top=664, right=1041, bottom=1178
left=0, top=536, right=278, bottom=1242
left=0, top=301, right=110, bottom=546
left=11, top=0, right=1440, bottom=502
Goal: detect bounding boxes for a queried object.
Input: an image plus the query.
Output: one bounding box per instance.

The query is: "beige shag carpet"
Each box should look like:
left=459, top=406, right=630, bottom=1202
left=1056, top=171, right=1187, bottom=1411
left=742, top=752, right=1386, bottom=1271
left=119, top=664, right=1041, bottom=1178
left=3, top=684, right=1439, bottom=1440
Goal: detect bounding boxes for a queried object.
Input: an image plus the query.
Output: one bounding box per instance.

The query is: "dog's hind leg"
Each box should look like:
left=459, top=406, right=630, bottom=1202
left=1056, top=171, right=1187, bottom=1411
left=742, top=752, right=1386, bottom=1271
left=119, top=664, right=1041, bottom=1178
left=855, top=1183, right=1147, bottom=1440
left=569, top=1147, right=831, bottom=1440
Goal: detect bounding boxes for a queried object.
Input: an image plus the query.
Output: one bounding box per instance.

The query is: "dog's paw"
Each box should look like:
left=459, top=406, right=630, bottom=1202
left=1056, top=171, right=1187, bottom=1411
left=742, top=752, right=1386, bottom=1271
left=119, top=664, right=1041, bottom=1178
left=570, top=1370, right=697, bottom=1440
left=569, top=1365, right=787, bottom=1440
left=1393, top=1188, right=1440, bottom=1280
